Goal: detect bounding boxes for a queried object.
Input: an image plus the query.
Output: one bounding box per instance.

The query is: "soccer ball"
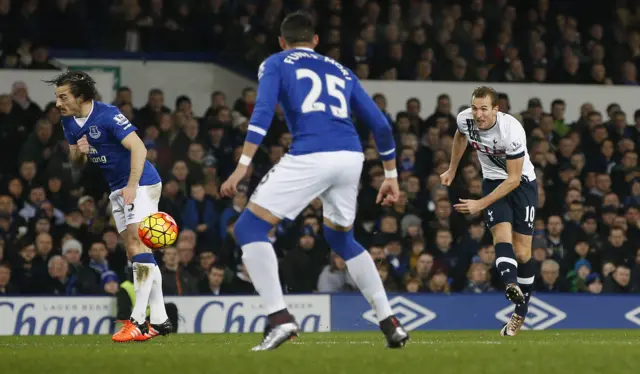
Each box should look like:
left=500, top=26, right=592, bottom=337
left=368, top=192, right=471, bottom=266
left=138, top=212, right=179, bottom=249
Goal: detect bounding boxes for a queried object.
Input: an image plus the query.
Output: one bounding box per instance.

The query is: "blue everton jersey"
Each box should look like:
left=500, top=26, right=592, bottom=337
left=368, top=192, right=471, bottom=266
left=61, top=101, right=161, bottom=191
left=246, top=47, right=395, bottom=161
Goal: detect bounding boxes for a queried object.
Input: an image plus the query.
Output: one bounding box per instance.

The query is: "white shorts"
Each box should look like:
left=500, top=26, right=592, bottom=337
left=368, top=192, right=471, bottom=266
left=109, top=183, right=162, bottom=233
left=250, top=151, right=364, bottom=227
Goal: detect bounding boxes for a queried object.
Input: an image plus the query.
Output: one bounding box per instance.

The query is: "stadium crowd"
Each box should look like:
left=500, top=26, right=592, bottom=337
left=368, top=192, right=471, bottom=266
left=1, top=0, right=640, bottom=298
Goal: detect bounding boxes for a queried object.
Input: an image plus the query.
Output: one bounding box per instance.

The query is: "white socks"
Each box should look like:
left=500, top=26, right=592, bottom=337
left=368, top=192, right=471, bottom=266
left=240, top=242, right=393, bottom=323
left=346, top=251, right=393, bottom=322
left=241, top=242, right=287, bottom=315
left=148, top=265, right=169, bottom=324
left=131, top=263, right=168, bottom=324
left=131, top=262, right=154, bottom=324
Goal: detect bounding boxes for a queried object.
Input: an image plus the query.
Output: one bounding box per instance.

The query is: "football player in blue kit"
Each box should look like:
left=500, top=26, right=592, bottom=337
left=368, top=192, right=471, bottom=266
left=220, top=12, right=409, bottom=351
left=47, top=71, right=171, bottom=342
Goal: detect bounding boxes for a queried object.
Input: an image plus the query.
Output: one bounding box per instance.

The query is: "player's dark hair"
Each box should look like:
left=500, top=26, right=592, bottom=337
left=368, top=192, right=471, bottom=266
left=117, top=86, right=131, bottom=93
left=471, top=86, right=498, bottom=106
left=551, top=99, right=566, bottom=107
left=280, top=11, right=315, bottom=45
left=44, top=70, right=97, bottom=102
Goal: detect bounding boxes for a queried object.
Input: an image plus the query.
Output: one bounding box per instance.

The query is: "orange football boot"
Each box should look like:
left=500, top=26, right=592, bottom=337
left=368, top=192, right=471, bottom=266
left=112, top=319, right=146, bottom=342
left=134, top=319, right=173, bottom=342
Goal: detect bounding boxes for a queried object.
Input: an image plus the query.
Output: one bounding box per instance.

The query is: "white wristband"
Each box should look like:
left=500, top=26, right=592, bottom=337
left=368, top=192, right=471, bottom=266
left=239, top=155, right=252, bottom=166
left=384, top=169, right=398, bottom=178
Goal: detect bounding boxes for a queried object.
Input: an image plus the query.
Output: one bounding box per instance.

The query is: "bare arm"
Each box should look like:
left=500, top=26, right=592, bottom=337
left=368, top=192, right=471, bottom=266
left=382, top=158, right=397, bottom=176
left=120, top=132, right=147, bottom=187
left=479, top=156, right=523, bottom=209
left=237, top=141, right=259, bottom=170
left=448, top=129, right=468, bottom=172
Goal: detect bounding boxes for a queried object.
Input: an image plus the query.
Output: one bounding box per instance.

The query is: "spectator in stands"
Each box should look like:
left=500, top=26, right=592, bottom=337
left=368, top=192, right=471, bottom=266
left=536, top=259, right=570, bottom=292
left=182, top=182, right=218, bottom=246
left=603, top=264, right=633, bottom=293
left=40, top=255, right=75, bottom=295
left=200, top=264, right=230, bottom=295
left=376, top=261, right=398, bottom=292
left=177, top=239, right=199, bottom=279
left=463, top=263, right=494, bottom=294
left=161, top=246, right=198, bottom=295
left=317, top=252, right=357, bottom=293
left=281, top=226, right=326, bottom=293
left=426, top=268, right=450, bottom=294
left=585, top=273, right=603, bottom=294
left=0, top=262, right=18, bottom=295
left=62, top=239, right=100, bottom=295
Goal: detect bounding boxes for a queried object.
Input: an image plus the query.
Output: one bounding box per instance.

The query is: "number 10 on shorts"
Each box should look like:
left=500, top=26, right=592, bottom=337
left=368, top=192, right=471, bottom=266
left=524, top=206, right=535, bottom=222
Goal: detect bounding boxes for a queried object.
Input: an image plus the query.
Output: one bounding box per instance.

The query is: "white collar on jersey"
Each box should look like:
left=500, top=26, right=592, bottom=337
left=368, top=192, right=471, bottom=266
left=294, top=47, right=314, bottom=51
left=73, top=100, right=95, bottom=127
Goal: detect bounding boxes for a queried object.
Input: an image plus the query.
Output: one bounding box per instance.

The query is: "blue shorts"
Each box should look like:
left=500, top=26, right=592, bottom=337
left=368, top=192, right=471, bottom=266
left=481, top=178, right=538, bottom=236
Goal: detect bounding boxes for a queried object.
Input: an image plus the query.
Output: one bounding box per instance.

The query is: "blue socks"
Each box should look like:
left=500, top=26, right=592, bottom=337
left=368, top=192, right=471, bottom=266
left=132, top=252, right=156, bottom=265
left=234, top=209, right=272, bottom=246
left=323, top=225, right=365, bottom=261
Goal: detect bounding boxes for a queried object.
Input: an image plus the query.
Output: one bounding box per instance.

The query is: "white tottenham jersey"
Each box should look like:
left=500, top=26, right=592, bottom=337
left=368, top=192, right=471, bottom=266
left=456, top=108, right=536, bottom=181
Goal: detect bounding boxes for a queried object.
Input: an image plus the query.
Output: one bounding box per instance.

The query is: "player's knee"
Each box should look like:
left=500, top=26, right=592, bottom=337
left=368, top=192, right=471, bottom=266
left=491, top=223, right=512, bottom=243
left=323, top=225, right=364, bottom=261
left=234, top=209, right=273, bottom=246
left=125, top=231, right=145, bottom=259
left=514, top=248, right=532, bottom=263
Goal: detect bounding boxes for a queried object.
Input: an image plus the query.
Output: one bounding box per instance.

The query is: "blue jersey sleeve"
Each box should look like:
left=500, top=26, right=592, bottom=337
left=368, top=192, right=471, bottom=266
left=105, top=108, right=137, bottom=143
left=246, top=57, right=281, bottom=145
left=349, top=77, right=396, bottom=161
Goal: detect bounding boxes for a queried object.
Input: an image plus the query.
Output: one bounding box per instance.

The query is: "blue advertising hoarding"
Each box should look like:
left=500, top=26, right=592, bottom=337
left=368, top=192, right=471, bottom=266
left=331, top=293, right=640, bottom=331
left=1, top=294, right=639, bottom=335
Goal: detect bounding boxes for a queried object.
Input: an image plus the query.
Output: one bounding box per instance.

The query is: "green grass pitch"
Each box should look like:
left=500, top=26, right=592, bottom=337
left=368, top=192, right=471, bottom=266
left=1, top=331, right=639, bottom=374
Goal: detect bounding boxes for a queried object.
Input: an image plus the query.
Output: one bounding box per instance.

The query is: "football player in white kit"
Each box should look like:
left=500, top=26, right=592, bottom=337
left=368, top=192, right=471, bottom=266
left=441, top=86, right=538, bottom=337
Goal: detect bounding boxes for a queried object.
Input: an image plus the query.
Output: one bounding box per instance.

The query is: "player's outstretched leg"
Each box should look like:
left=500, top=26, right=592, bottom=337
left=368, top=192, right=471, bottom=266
left=501, top=233, right=535, bottom=337
left=234, top=208, right=298, bottom=351
left=135, top=264, right=173, bottom=341
left=113, top=225, right=167, bottom=342
left=324, top=223, right=409, bottom=348
left=494, top=240, right=524, bottom=305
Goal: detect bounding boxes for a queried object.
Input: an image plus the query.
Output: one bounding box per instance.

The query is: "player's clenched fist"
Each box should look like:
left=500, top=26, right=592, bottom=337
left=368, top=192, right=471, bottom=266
left=440, top=168, right=455, bottom=186
left=376, top=178, right=400, bottom=206
left=77, top=135, right=90, bottom=154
